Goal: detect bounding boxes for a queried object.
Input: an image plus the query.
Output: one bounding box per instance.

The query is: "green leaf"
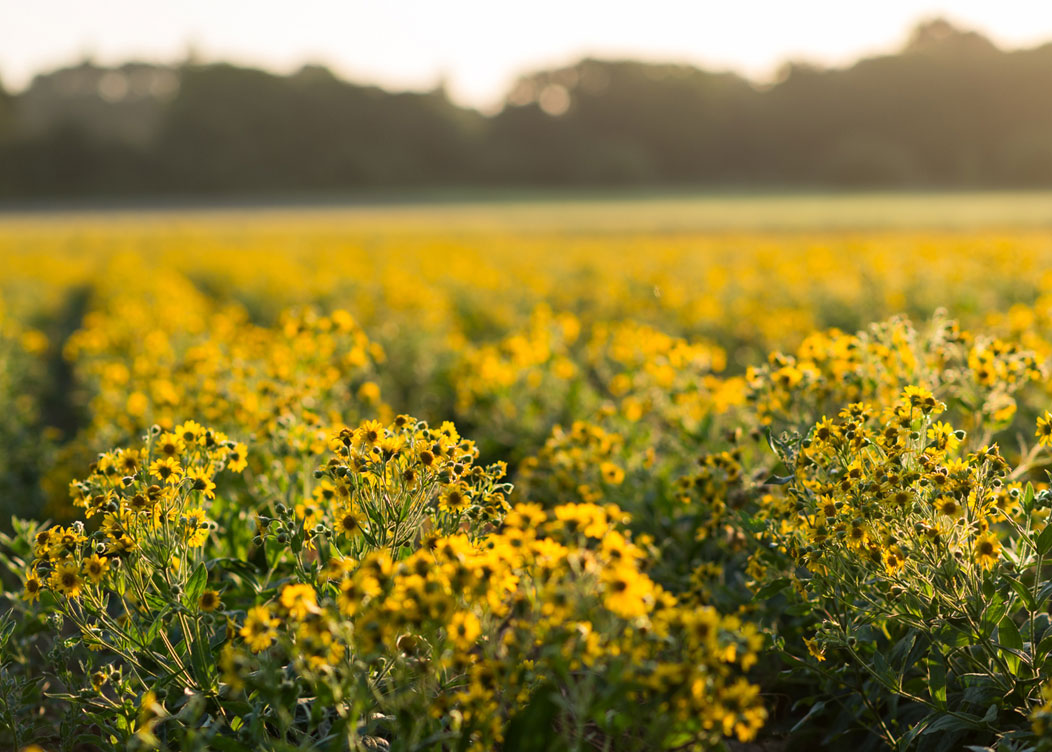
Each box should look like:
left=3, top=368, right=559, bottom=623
left=185, top=562, right=207, bottom=606
left=901, top=715, right=932, bottom=749
left=143, top=590, right=168, bottom=613
left=920, top=711, right=983, bottom=735
left=1024, top=483, right=1036, bottom=514
left=1038, top=524, right=1052, bottom=556
left=753, top=578, right=791, bottom=600
left=872, top=649, right=893, bottom=684
left=998, top=616, right=1023, bottom=675
left=999, top=616, right=1024, bottom=650
left=209, top=736, right=251, bottom=752
left=145, top=614, right=166, bottom=646
left=764, top=426, right=778, bottom=456
left=890, top=632, right=918, bottom=666
left=789, top=700, right=826, bottom=734
left=504, top=684, right=568, bottom=752
left=1036, top=633, right=1052, bottom=662
left=938, top=623, right=975, bottom=647
left=981, top=597, right=1006, bottom=636
left=1007, top=576, right=1037, bottom=611
left=928, top=655, right=947, bottom=708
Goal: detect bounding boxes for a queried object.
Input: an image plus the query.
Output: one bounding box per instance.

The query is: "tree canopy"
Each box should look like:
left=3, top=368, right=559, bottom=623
left=4, top=19, right=1052, bottom=198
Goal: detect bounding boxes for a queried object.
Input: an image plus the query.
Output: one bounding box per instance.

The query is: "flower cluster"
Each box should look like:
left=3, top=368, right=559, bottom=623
left=226, top=501, right=765, bottom=750
left=26, top=423, right=244, bottom=609
left=51, top=292, right=385, bottom=517
left=752, top=390, right=1052, bottom=746
left=746, top=315, right=1044, bottom=434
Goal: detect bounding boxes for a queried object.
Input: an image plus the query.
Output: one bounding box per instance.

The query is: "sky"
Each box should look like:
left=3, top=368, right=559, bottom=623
left=4, top=1, right=1052, bottom=111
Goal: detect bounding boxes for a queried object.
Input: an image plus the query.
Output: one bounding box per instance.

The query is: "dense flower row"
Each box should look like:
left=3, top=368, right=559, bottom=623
left=14, top=418, right=763, bottom=751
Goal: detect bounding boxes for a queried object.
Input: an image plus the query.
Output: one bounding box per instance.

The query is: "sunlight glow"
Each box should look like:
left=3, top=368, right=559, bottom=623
left=3, top=1, right=1052, bottom=109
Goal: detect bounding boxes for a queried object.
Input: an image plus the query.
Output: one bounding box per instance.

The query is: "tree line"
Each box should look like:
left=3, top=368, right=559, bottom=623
left=3, top=19, right=1052, bottom=198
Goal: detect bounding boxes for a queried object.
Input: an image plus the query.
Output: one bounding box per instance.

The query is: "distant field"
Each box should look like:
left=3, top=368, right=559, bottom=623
left=4, top=190, right=1052, bottom=232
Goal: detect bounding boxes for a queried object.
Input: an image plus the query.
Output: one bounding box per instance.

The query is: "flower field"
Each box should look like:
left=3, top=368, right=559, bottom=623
left=5, top=209, right=1052, bottom=750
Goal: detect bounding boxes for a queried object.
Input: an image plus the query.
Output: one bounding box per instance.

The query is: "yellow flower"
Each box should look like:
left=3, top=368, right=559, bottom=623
left=220, top=643, right=246, bottom=691
left=156, top=432, right=185, bottom=458
left=1037, top=412, right=1052, bottom=448
left=138, top=688, right=166, bottom=731
left=187, top=467, right=217, bottom=499
left=717, top=678, right=767, bottom=742
left=334, top=507, right=364, bottom=538
left=82, top=554, right=110, bottom=584
left=50, top=560, right=84, bottom=598
left=804, top=637, right=826, bottom=662
left=601, top=563, right=652, bottom=619
left=175, top=420, right=205, bottom=445
left=227, top=442, right=248, bottom=473
left=599, top=461, right=625, bottom=485
left=448, top=611, right=481, bottom=649
left=199, top=590, right=222, bottom=612
left=324, top=554, right=357, bottom=581
left=337, top=577, right=362, bottom=616
left=935, top=496, right=963, bottom=518
left=116, top=448, right=142, bottom=474
left=240, top=605, right=279, bottom=652
left=280, top=583, right=319, bottom=621
left=356, top=420, right=384, bottom=448
left=883, top=546, right=905, bottom=575
left=149, top=456, right=183, bottom=485
left=22, top=573, right=43, bottom=603
left=357, top=381, right=381, bottom=404
left=439, top=483, right=471, bottom=514
left=927, top=421, right=961, bottom=453
left=974, top=532, right=1001, bottom=570
left=812, top=417, right=837, bottom=445
left=183, top=508, right=211, bottom=547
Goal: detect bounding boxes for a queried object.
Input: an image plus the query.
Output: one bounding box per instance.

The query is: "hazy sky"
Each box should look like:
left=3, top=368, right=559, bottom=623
left=4, top=1, right=1052, bottom=109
